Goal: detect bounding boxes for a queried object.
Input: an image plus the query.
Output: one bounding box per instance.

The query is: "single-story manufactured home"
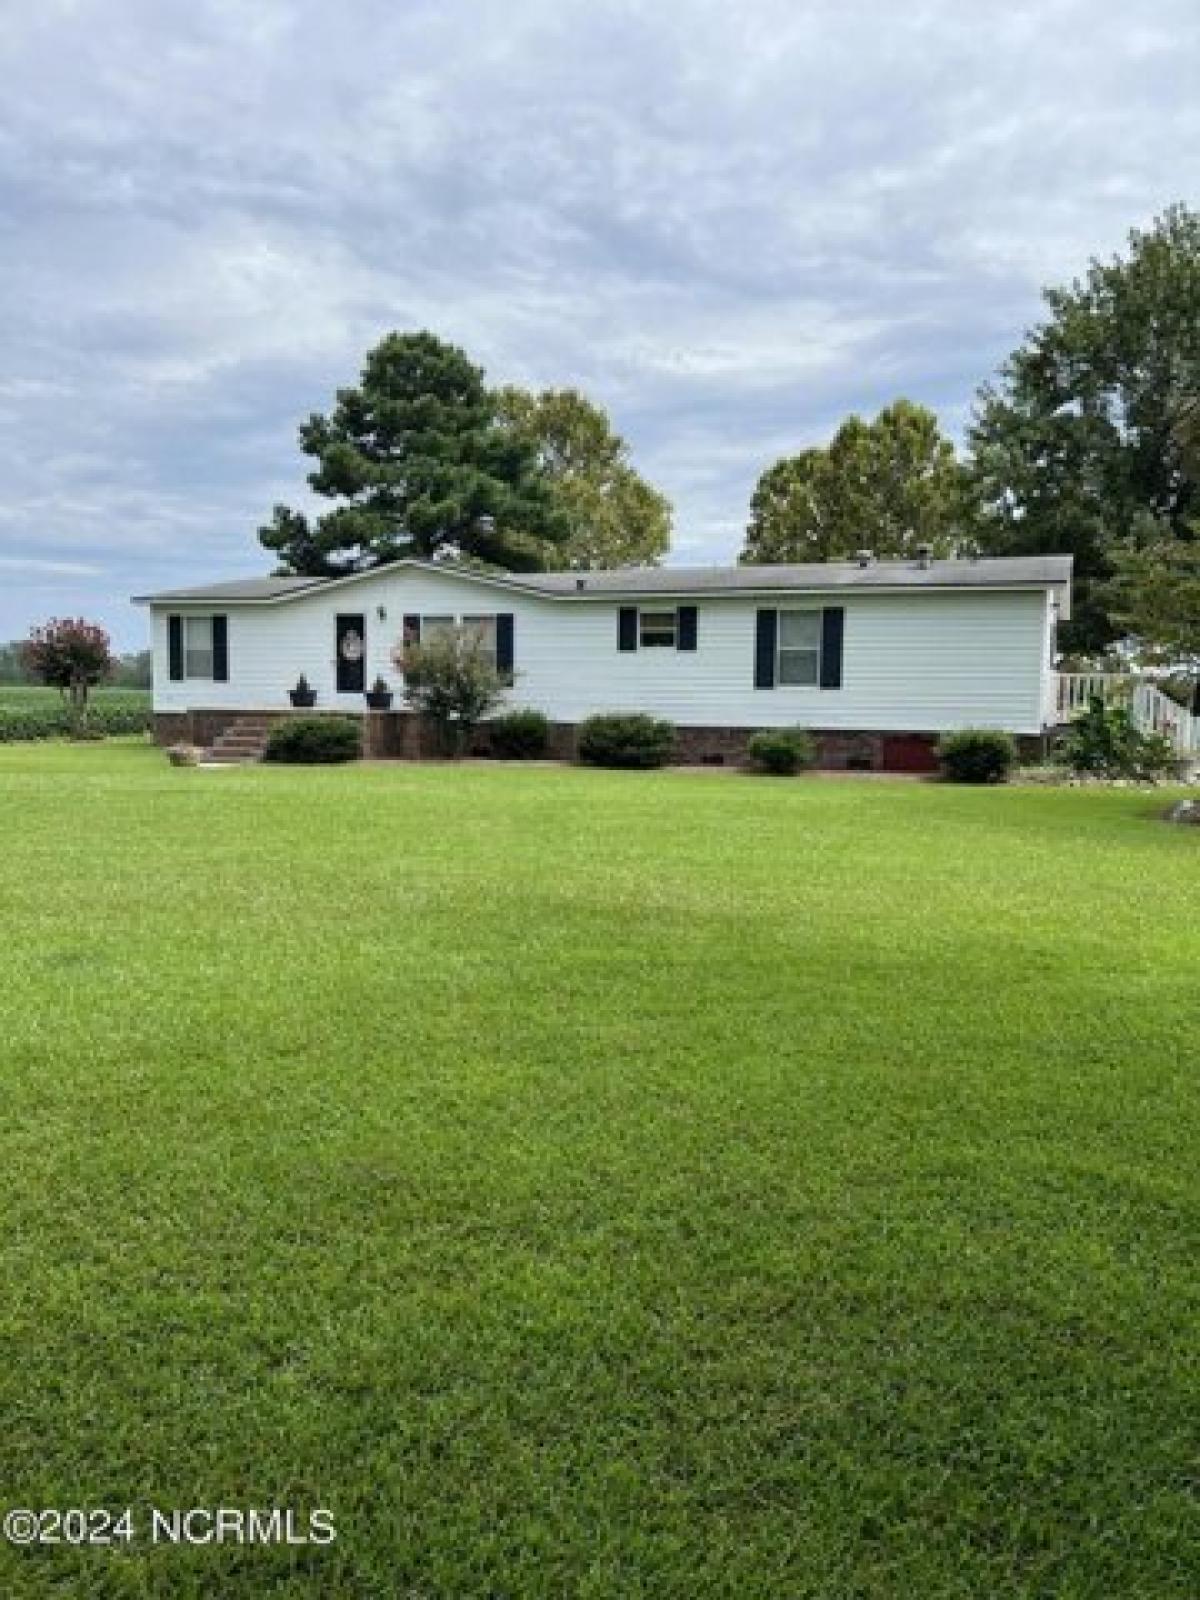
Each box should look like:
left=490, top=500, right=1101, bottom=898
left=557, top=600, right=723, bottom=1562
left=134, top=551, right=1073, bottom=770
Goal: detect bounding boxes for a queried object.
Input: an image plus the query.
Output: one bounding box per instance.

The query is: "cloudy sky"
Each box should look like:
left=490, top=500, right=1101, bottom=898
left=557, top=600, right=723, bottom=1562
left=1, top=0, right=1197, bottom=648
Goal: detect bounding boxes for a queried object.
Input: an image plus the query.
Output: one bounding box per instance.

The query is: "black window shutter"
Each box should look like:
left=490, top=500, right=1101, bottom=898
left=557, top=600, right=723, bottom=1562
left=212, top=614, right=229, bottom=681
left=496, top=613, right=514, bottom=681
left=820, top=606, right=845, bottom=689
left=618, top=606, right=638, bottom=651
left=403, top=614, right=421, bottom=647
left=754, top=609, right=777, bottom=688
left=168, top=614, right=183, bottom=681
left=677, top=605, right=698, bottom=651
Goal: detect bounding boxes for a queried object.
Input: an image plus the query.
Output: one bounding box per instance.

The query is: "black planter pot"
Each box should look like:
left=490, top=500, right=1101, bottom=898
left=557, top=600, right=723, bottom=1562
left=289, top=689, right=317, bottom=708
left=365, top=690, right=394, bottom=711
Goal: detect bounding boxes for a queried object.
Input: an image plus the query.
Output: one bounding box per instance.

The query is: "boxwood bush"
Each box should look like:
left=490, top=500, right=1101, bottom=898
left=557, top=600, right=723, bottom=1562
left=936, top=728, right=1016, bottom=784
left=747, top=728, right=816, bottom=775
left=487, top=709, right=550, bottom=759
left=264, top=716, right=362, bottom=764
left=577, top=712, right=676, bottom=769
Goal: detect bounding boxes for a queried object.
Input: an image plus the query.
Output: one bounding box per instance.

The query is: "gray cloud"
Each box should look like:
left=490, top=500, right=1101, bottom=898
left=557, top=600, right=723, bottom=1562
left=0, top=0, right=1197, bottom=645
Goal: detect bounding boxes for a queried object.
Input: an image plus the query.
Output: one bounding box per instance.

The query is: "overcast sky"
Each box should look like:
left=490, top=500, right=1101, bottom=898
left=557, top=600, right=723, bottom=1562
left=1, top=1, right=1197, bottom=648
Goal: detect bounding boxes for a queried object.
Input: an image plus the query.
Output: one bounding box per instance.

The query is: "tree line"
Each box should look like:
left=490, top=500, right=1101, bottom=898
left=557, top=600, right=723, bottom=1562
left=260, top=204, right=1200, bottom=661
left=741, top=205, right=1200, bottom=659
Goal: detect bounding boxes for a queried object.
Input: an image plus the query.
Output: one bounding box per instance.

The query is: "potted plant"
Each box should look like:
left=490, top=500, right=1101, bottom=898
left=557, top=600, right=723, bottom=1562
left=365, top=674, right=393, bottom=711
left=289, top=673, right=317, bottom=708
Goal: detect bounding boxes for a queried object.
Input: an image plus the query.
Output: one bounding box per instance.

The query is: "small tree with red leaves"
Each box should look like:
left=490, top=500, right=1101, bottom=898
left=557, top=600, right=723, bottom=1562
left=21, top=617, right=114, bottom=734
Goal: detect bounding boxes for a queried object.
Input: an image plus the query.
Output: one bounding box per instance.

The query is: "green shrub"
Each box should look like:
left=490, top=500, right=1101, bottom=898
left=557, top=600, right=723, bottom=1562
left=487, top=710, right=550, bottom=759
left=0, top=707, right=62, bottom=741
left=86, top=704, right=153, bottom=737
left=0, top=702, right=151, bottom=742
left=747, top=728, right=816, bottom=775
left=577, top=712, right=675, bottom=769
left=936, top=728, right=1016, bottom=784
left=264, top=716, right=362, bottom=764
left=1056, top=695, right=1176, bottom=780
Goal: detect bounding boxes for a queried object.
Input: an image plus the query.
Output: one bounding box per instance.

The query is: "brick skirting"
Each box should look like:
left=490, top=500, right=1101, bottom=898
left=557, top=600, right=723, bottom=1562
left=160, top=710, right=1046, bottom=771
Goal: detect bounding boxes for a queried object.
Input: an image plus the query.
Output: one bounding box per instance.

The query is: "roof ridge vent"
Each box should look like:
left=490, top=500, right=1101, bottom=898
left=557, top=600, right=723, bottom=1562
left=915, top=542, right=933, bottom=569
left=854, top=549, right=874, bottom=568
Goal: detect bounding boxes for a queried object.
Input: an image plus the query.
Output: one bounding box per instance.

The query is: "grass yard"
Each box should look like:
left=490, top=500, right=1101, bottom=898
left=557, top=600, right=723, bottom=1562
left=1, top=741, right=1197, bottom=1599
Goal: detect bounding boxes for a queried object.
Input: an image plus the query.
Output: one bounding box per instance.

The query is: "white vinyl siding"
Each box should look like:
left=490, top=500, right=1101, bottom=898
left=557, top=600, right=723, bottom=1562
left=150, top=569, right=1055, bottom=734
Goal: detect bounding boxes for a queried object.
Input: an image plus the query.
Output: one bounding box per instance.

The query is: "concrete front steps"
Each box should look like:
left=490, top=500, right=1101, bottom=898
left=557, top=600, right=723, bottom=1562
left=205, top=716, right=272, bottom=764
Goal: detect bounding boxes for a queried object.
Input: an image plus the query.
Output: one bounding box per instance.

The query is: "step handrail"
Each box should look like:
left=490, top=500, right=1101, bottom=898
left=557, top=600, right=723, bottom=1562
left=1054, top=672, right=1198, bottom=755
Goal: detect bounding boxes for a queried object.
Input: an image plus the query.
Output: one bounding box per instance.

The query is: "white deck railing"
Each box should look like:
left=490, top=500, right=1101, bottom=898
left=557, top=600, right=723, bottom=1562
left=1132, top=681, right=1199, bottom=755
left=1054, top=672, right=1131, bottom=720
left=1054, top=672, right=1198, bottom=756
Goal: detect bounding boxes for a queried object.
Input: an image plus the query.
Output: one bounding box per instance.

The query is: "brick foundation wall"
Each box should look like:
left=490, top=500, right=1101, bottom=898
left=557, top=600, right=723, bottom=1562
left=156, top=709, right=1041, bottom=773
left=670, top=726, right=941, bottom=772
left=152, top=713, right=194, bottom=745
left=155, top=708, right=301, bottom=747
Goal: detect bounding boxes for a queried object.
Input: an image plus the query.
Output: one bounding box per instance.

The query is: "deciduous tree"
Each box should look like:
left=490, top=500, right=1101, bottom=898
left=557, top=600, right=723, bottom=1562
left=1102, top=536, right=1200, bottom=675
left=0, top=641, right=30, bottom=684
left=968, top=205, right=1200, bottom=652
left=494, top=387, right=671, bottom=568
left=741, top=401, right=968, bottom=565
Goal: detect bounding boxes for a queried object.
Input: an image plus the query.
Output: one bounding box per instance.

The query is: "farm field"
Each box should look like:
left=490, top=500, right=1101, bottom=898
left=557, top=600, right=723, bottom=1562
left=0, top=684, right=151, bottom=710
left=0, top=685, right=151, bottom=741
left=0, top=741, right=1197, bottom=1598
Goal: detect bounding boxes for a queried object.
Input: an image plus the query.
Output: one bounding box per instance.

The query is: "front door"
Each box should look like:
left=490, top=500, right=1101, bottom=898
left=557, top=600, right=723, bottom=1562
left=336, top=613, right=366, bottom=694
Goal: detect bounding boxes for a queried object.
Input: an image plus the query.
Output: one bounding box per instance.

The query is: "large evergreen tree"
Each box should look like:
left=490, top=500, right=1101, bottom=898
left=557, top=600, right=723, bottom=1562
left=740, top=400, right=968, bottom=565
left=260, top=331, right=567, bottom=574
left=494, top=387, right=671, bottom=569
left=968, top=205, right=1200, bottom=652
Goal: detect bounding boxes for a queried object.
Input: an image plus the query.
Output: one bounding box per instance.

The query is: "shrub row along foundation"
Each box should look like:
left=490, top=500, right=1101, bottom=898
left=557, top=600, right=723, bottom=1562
left=153, top=709, right=1041, bottom=772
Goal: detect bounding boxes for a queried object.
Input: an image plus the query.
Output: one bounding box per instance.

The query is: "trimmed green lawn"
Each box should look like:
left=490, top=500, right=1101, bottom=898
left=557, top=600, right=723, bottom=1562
left=1, top=742, right=1197, bottom=1599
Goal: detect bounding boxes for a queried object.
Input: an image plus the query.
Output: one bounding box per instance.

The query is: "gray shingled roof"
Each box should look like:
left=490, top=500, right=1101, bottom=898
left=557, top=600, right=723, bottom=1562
left=520, top=556, right=1073, bottom=594
left=131, top=574, right=327, bottom=603
left=134, top=554, right=1072, bottom=605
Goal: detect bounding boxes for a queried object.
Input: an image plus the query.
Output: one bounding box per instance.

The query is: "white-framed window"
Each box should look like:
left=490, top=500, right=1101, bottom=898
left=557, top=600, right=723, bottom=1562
left=184, top=615, right=214, bottom=679
left=778, top=610, right=821, bottom=686
left=639, top=609, right=677, bottom=648
left=420, top=615, right=455, bottom=643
